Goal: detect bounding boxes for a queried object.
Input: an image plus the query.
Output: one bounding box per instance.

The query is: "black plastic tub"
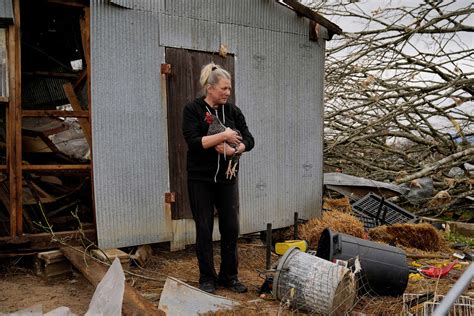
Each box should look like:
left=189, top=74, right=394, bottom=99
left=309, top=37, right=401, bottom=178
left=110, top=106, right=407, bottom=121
left=316, top=228, right=409, bottom=297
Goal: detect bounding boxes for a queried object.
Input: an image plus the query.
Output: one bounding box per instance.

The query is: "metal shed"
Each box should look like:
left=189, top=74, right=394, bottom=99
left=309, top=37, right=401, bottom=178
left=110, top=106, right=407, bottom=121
left=91, top=0, right=341, bottom=249
left=0, top=0, right=341, bottom=251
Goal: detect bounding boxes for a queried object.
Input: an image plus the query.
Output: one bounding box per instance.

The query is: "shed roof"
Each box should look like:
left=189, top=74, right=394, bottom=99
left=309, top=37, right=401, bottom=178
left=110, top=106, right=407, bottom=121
left=278, top=0, right=343, bottom=37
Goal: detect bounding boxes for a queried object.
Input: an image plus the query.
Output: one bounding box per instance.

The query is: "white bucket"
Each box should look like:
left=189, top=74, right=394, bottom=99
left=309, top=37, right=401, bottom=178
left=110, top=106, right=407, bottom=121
left=273, top=247, right=356, bottom=315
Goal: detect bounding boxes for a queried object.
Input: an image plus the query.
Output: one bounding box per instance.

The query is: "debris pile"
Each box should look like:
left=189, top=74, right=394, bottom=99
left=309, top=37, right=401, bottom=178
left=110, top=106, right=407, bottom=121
left=0, top=2, right=93, bottom=238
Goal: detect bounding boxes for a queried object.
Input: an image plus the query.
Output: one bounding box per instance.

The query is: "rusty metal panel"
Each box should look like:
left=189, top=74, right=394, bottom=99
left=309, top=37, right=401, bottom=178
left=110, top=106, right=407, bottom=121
left=90, top=1, right=171, bottom=249
left=220, top=23, right=325, bottom=234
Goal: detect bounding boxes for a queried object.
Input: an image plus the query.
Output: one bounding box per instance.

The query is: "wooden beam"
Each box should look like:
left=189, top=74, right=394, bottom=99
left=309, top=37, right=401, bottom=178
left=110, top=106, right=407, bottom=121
left=62, top=246, right=165, bottom=316
left=0, top=229, right=97, bottom=250
left=14, top=0, right=22, bottom=236
left=280, top=0, right=342, bottom=35
left=0, top=96, right=8, bottom=103
left=21, top=164, right=91, bottom=171
left=80, top=7, right=97, bottom=232
left=73, top=70, right=87, bottom=90
left=79, top=8, right=90, bottom=110
left=63, top=82, right=92, bottom=147
left=22, top=110, right=90, bottom=118
left=22, top=71, right=79, bottom=79
left=7, top=0, right=22, bottom=238
left=47, top=0, right=88, bottom=8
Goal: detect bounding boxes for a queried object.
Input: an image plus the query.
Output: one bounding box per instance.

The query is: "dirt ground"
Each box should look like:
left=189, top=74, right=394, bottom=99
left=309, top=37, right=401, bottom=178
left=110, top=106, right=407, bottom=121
left=0, top=264, right=94, bottom=314
left=0, top=239, right=280, bottom=315
left=0, top=237, right=472, bottom=315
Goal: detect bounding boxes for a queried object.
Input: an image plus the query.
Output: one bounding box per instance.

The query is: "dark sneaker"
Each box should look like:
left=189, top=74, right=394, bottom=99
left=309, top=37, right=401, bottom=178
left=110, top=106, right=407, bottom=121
left=226, top=279, right=248, bottom=293
left=199, top=280, right=216, bottom=293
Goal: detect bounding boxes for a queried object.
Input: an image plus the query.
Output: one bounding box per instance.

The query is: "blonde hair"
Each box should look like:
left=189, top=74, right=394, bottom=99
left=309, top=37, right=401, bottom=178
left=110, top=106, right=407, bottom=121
left=199, top=63, right=231, bottom=95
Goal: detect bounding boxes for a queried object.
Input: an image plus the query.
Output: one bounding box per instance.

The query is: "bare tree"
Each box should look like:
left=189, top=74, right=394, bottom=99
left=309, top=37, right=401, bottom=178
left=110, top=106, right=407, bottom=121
left=305, top=0, right=473, bottom=213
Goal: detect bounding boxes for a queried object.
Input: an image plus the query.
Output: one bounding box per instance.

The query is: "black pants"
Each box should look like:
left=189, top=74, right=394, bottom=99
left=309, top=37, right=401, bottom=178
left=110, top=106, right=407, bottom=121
left=187, top=180, right=240, bottom=284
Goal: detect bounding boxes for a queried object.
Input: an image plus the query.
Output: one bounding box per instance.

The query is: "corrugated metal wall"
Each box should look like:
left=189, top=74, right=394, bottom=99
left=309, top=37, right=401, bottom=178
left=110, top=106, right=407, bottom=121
left=91, top=0, right=324, bottom=248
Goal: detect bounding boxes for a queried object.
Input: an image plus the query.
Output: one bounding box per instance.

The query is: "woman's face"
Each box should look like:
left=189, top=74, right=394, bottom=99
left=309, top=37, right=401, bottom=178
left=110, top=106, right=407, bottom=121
left=207, top=77, right=231, bottom=105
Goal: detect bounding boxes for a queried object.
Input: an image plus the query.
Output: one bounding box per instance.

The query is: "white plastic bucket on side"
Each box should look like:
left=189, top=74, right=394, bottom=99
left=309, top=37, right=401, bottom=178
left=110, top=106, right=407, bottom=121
left=273, top=247, right=356, bottom=315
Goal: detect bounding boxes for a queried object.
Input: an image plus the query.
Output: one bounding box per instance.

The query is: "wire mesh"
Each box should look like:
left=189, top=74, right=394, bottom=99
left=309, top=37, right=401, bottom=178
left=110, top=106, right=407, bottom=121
left=403, top=294, right=474, bottom=316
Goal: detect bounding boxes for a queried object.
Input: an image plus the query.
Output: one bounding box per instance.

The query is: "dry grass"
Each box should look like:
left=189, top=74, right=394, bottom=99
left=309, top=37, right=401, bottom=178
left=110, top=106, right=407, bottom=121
left=285, top=210, right=366, bottom=249
left=322, top=197, right=352, bottom=213
left=368, top=223, right=450, bottom=252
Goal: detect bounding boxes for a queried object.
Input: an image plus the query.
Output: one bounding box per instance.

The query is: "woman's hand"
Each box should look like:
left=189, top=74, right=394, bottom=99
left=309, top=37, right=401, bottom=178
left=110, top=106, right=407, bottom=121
left=222, top=128, right=242, bottom=146
left=215, top=143, right=236, bottom=156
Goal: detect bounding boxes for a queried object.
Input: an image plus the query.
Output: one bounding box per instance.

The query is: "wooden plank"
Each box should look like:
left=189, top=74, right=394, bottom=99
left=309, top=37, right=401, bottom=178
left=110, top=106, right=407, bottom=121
left=0, top=229, right=97, bottom=249
left=80, top=8, right=91, bottom=110
left=7, top=10, right=16, bottom=238
left=22, top=164, right=91, bottom=171
left=37, top=249, right=65, bottom=262
left=0, top=165, right=6, bottom=171
left=13, top=0, right=22, bottom=236
left=73, top=70, right=87, bottom=90
left=62, top=246, right=165, bottom=316
left=0, top=96, right=8, bottom=103
left=63, top=82, right=92, bottom=147
left=47, top=0, right=87, bottom=8
left=22, top=110, right=89, bottom=118
left=22, top=71, right=79, bottom=79
left=80, top=8, right=96, bottom=231
left=6, top=0, right=22, bottom=238
left=280, top=0, right=342, bottom=35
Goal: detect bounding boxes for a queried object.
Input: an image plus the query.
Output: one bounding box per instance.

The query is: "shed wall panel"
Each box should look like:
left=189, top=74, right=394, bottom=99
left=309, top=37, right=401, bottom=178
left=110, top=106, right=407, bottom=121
left=159, top=14, right=220, bottom=52
left=221, top=25, right=324, bottom=233
left=91, top=2, right=171, bottom=249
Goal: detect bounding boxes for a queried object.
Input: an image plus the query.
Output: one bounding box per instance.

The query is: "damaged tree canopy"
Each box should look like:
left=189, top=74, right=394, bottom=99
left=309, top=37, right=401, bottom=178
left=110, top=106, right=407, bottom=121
left=308, top=0, right=474, bottom=215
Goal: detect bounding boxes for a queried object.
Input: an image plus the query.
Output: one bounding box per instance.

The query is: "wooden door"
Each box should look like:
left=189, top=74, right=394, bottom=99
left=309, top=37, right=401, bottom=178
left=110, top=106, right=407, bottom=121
left=165, top=48, right=235, bottom=219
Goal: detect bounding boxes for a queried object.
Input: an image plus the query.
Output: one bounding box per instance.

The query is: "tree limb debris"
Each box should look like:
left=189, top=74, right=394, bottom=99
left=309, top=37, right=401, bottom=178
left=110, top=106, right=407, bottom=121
left=305, top=0, right=473, bottom=213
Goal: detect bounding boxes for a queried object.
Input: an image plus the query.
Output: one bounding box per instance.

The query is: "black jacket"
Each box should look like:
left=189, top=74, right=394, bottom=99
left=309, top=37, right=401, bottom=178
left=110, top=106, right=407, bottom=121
left=182, top=97, right=255, bottom=184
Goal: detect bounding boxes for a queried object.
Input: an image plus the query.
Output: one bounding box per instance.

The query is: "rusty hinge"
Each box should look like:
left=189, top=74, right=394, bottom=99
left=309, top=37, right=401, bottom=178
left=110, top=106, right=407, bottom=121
left=165, top=192, right=176, bottom=203
left=161, top=63, right=171, bottom=75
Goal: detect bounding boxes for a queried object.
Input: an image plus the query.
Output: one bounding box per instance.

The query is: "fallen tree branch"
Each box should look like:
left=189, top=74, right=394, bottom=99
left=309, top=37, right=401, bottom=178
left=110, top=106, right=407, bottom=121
left=396, top=146, right=474, bottom=183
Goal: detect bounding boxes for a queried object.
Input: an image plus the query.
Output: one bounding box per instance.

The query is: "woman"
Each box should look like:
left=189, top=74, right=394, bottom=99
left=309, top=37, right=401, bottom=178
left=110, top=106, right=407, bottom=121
left=182, top=63, right=255, bottom=293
